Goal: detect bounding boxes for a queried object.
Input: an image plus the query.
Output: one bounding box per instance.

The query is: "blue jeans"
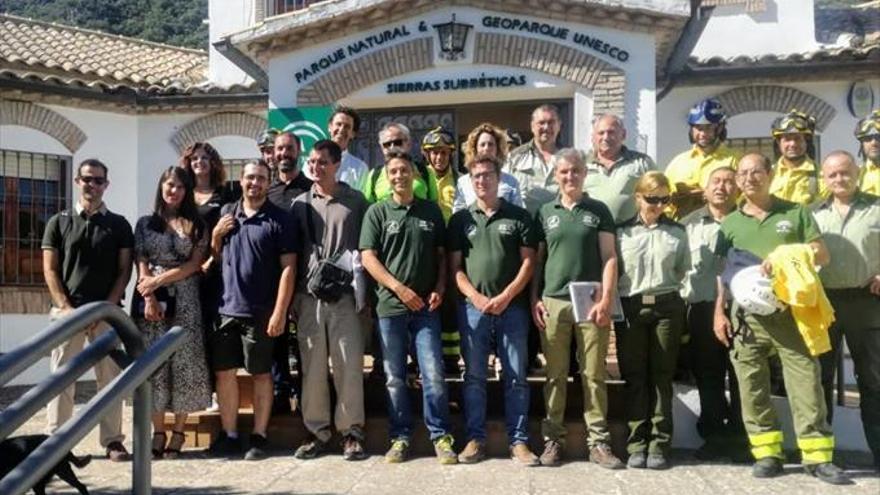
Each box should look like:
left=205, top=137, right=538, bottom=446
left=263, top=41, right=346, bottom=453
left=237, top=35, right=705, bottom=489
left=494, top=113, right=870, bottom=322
left=377, top=309, right=451, bottom=442
left=459, top=302, right=530, bottom=445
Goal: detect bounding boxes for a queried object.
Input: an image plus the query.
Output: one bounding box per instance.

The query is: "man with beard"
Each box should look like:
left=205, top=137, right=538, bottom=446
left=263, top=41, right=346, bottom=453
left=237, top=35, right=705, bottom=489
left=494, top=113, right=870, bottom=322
left=266, top=131, right=312, bottom=415
left=768, top=110, right=825, bottom=205
left=855, top=109, right=880, bottom=196
left=584, top=114, right=656, bottom=223
left=666, top=99, right=740, bottom=219
left=508, top=104, right=562, bottom=216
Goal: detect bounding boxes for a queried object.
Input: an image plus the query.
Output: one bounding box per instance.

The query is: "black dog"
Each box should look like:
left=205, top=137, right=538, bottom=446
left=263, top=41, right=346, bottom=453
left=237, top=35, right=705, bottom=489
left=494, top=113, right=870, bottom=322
left=0, top=434, right=91, bottom=495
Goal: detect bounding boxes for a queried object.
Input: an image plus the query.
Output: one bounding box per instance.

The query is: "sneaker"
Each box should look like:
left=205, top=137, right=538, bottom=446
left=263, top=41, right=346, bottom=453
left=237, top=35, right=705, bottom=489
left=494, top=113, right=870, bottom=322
left=433, top=434, right=458, bottom=465
left=751, top=457, right=783, bottom=478
left=458, top=439, right=486, bottom=464
left=209, top=431, right=242, bottom=458
left=804, top=462, right=853, bottom=485
left=589, top=443, right=624, bottom=470
left=510, top=443, right=540, bottom=467
left=342, top=434, right=366, bottom=461
left=105, top=441, right=131, bottom=462
left=294, top=435, right=329, bottom=460
left=646, top=452, right=669, bottom=470
left=627, top=452, right=647, bottom=469
left=539, top=440, right=562, bottom=467
left=385, top=439, right=410, bottom=464
left=244, top=433, right=270, bottom=461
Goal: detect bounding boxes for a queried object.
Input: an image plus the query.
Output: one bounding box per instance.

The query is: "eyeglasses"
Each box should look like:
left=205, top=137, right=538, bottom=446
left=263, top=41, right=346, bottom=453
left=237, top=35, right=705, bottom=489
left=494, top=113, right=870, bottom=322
left=860, top=135, right=880, bottom=143
left=381, top=138, right=405, bottom=149
left=642, top=195, right=670, bottom=205
left=78, top=176, right=107, bottom=186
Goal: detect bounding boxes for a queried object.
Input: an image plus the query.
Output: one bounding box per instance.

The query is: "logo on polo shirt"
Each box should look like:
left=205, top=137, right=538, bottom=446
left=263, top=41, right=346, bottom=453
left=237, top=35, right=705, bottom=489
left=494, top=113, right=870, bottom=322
left=418, top=220, right=434, bottom=232
left=775, top=220, right=794, bottom=235
left=497, top=223, right=514, bottom=235
left=466, top=224, right=478, bottom=238
left=386, top=220, right=401, bottom=234
left=582, top=214, right=599, bottom=227
left=546, top=215, right=560, bottom=230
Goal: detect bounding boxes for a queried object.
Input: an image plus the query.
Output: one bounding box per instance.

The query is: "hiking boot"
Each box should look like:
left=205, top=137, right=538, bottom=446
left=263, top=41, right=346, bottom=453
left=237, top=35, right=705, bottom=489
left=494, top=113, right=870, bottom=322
left=458, top=439, right=486, bottom=464
left=751, top=457, right=783, bottom=478
left=510, top=443, right=540, bottom=467
left=627, top=452, right=647, bottom=469
left=804, top=462, right=853, bottom=485
left=646, top=452, right=670, bottom=470
left=244, top=434, right=270, bottom=461
left=208, top=431, right=242, bottom=458
left=434, top=434, right=458, bottom=465
left=385, top=439, right=410, bottom=464
left=539, top=440, right=562, bottom=466
left=105, top=441, right=131, bottom=462
left=294, top=435, right=329, bottom=460
left=589, top=443, right=624, bottom=470
left=342, top=434, right=366, bottom=461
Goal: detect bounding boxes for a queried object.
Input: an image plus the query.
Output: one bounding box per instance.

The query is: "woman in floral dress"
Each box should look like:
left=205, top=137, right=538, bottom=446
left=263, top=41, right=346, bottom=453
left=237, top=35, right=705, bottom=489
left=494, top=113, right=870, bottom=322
left=134, top=166, right=212, bottom=459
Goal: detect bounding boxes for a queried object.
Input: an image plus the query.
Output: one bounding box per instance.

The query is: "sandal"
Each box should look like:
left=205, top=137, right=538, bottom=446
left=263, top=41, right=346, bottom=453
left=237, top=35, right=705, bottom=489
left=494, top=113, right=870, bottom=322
left=164, top=431, right=186, bottom=459
left=151, top=432, right=167, bottom=460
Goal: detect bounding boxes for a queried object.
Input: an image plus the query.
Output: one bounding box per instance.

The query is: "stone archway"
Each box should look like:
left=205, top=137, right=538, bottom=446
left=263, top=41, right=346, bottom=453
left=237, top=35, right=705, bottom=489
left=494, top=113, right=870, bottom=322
left=297, top=34, right=626, bottom=117
left=713, top=85, right=836, bottom=131
left=0, top=100, right=87, bottom=152
left=171, top=112, right=266, bottom=153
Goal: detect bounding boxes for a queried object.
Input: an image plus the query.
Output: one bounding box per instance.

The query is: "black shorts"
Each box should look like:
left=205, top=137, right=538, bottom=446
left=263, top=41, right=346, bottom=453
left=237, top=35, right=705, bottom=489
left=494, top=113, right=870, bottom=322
left=211, top=314, right=274, bottom=375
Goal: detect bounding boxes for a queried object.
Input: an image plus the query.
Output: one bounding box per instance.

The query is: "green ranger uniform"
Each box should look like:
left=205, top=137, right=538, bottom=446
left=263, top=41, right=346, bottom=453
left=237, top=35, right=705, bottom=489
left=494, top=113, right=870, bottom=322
left=358, top=198, right=445, bottom=318
left=535, top=196, right=616, bottom=447
left=448, top=199, right=537, bottom=305
left=813, top=192, right=880, bottom=464
left=717, top=196, right=834, bottom=464
left=616, top=215, right=689, bottom=455
left=584, top=147, right=656, bottom=223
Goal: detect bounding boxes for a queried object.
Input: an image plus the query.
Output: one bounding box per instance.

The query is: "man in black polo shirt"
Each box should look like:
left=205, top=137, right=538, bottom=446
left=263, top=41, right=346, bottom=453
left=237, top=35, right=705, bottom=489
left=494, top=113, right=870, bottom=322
left=42, top=158, right=133, bottom=462
left=209, top=159, right=298, bottom=460
left=266, top=131, right=312, bottom=415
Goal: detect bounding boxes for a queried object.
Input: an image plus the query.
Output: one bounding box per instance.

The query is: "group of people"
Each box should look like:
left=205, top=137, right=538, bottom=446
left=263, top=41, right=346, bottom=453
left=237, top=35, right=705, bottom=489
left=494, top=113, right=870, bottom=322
left=40, top=101, right=880, bottom=486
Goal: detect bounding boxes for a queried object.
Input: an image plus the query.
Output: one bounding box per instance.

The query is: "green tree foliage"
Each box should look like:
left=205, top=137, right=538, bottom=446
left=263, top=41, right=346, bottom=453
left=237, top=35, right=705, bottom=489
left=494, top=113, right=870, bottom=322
left=1, top=0, right=208, bottom=50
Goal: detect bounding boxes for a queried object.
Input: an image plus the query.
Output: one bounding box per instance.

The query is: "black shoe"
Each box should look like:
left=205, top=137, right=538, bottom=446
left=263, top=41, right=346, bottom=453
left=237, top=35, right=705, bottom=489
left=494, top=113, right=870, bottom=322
left=342, top=434, right=366, bottom=461
left=627, top=452, right=647, bottom=469
left=294, top=435, right=329, bottom=460
left=244, top=434, right=270, bottom=461
left=646, top=453, right=669, bottom=470
left=208, top=431, right=242, bottom=458
left=804, top=462, right=853, bottom=485
left=751, top=457, right=783, bottom=478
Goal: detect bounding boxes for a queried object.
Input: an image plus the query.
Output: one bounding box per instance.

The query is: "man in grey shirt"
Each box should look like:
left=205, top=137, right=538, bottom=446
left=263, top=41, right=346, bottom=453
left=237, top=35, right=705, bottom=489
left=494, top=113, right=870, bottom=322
left=291, top=140, right=370, bottom=461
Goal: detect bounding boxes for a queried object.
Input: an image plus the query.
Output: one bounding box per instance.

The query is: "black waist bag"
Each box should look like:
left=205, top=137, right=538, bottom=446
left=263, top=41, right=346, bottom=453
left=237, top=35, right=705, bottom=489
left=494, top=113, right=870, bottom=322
left=307, top=257, right=353, bottom=302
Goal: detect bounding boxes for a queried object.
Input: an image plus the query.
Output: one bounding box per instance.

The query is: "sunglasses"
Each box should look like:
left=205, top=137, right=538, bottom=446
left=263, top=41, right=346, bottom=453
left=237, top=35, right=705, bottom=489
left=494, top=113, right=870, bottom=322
left=78, top=176, right=107, bottom=186
left=381, top=138, right=405, bottom=149
left=642, top=195, right=670, bottom=205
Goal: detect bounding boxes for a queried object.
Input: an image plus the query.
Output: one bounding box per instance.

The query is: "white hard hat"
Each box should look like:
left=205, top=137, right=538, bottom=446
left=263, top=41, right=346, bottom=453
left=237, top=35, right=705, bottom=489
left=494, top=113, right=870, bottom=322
left=729, top=265, right=786, bottom=316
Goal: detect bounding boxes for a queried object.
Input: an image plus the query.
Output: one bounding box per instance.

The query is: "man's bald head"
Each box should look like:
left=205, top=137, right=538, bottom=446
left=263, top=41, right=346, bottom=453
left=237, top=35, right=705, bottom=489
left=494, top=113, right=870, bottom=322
left=822, top=150, right=859, bottom=199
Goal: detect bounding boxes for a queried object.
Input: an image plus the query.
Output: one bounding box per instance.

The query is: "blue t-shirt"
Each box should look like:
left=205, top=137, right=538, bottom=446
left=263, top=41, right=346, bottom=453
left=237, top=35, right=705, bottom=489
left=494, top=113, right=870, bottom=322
left=218, top=200, right=297, bottom=318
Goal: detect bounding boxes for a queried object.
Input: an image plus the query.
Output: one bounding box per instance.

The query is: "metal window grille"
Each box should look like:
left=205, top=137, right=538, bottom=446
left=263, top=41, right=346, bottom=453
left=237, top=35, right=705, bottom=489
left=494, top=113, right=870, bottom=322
left=0, top=149, right=70, bottom=286
left=273, top=0, right=315, bottom=15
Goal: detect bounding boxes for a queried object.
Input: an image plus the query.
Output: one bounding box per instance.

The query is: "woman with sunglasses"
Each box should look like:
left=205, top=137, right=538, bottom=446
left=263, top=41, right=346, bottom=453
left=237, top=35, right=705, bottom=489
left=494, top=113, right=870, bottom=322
left=615, top=171, right=690, bottom=470
left=134, top=166, right=212, bottom=459
left=452, top=123, right=524, bottom=212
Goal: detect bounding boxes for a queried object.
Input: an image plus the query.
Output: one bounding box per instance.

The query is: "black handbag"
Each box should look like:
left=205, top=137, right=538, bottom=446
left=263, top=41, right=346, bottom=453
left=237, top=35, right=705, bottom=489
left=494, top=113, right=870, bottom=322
left=304, top=192, right=353, bottom=302
left=131, top=286, right=177, bottom=320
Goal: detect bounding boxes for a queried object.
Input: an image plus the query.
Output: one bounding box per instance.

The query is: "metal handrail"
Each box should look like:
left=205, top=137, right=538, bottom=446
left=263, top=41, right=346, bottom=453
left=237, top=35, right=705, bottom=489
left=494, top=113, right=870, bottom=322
left=0, top=302, right=187, bottom=495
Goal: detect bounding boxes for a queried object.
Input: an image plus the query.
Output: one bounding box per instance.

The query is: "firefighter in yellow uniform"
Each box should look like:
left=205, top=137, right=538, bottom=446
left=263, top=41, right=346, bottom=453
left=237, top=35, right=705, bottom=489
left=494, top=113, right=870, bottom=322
left=768, top=110, right=826, bottom=204
left=665, top=98, right=740, bottom=219
left=856, top=109, right=880, bottom=196
left=713, top=153, right=851, bottom=485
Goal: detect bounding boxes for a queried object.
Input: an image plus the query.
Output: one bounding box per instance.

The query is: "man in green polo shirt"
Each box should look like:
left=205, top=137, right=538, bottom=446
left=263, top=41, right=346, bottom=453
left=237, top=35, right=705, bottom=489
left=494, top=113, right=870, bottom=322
left=584, top=114, right=656, bottom=223
left=448, top=154, right=538, bottom=466
left=713, top=153, right=850, bottom=485
left=359, top=151, right=456, bottom=465
left=813, top=150, right=880, bottom=470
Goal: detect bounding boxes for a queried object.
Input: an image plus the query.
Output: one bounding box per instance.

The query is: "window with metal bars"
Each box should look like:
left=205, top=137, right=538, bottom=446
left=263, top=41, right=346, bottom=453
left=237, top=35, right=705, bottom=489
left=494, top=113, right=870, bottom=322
left=0, top=149, right=70, bottom=286
left=273, top=0, right=316, bottom=15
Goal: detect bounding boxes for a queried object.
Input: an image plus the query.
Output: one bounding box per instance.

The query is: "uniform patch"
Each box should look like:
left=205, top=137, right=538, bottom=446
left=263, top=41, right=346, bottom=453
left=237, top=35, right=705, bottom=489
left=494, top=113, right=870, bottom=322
left=582, top=214, right=599, bottom=227
left=775, top=220, right=794, bottom=235
left=546, top=215, right=560, bottom=230
left=497, top=223, right=514, bottom=235
left=386, top=220, right=401, bottom=234
left=418, top=219, right=433, bottom=232
left=466, top=224, right=478, bottom=238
